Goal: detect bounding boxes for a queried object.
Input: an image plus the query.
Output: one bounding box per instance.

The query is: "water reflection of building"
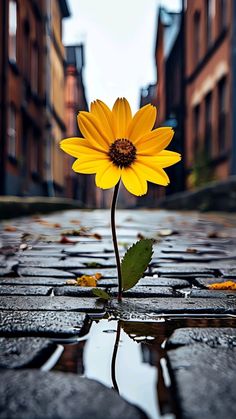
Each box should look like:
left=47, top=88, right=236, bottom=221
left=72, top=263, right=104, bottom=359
left=0, top=0, right=73, bottom=197
left=185, top=0, right=236, bottom=188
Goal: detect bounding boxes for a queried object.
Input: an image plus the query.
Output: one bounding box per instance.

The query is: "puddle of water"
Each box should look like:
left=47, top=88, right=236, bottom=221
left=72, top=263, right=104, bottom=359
left=53, top=315, right=236, bottom=419
left=84, top=320, right=160, bottom=419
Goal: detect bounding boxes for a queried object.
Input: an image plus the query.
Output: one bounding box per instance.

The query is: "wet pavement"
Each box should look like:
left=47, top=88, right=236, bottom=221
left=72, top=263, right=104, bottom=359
left=0, top=209, right=236, bottom=418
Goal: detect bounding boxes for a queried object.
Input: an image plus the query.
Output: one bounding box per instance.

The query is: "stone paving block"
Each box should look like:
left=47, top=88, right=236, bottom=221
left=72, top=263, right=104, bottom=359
left=0, top=285, right=52, bottom=296
left=0, top=311, right=86, bottom=337
left=0, top=277, right=68, bottom=286
left=71, top=268, right=117, bottom=278
left=108, top=297, right=236, bottom=315
left=166, top=327, right=236, bottom=348
left=0, top=370, right=148, bottom=419
left=110, top=286, right=174, bottom=298
left=0, top=260, right=18, bottom=276
left=17, top=267, right=76, bottom=278
left=18, top=257, right=89, bottom=269
left=98, top=276, right=190, bottom=288
left=0, top=337, right=57, bottom=368
left=0, top=296, right=104, bottom=312
left=54, top=286, right=106, bottom=297
left=177, top=288, right=236, bottom=299
left=167, top=345, right=236, bottom=419
left=63, top=243, right=113, bottom=254
left=154, top=266, right=217, bottom=277
left=220, top=268, right=236, bottom=278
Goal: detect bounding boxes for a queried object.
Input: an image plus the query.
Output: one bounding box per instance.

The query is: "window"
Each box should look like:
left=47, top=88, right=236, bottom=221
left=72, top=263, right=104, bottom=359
left=31, top=44, right=39, bottom=93
left=218, top=77, right=227, bottom=151
left=7, top=105, right=16, bottom=158
left=8, top=0, right=17, bottom=62
left=218, top=0, right=227, bottom=32
left=31, top=135, right=40, bottom=175
left=206, top=0, right=215, bottom=47
left=23, top=20, right=30, bottom=78
left=205, top=92, right=212, bottom=157
left=193, top=104, right=200, bottom=152
left=193, top=12, right=201, bottom=64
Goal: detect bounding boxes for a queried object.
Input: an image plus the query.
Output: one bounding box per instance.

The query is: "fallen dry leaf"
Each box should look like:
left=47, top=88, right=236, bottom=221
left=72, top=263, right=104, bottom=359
left=92, top=233, right=102, bottom=240
left=70, top=220, right=81, bottom=225
left=66, top=279, right=78, bottom=285
left=137, top=233, right=145, bottom=240
left=186, top=248, right=198, bottom=253
left=94, top=272, right=102, bottom=280
left=208, top=281, right=236, bottom=290
left=59, top=236, right=75, bottom=244
left=158, top=229, right=174, bottom=237
left=76, top=275, right=97, bottom=287
left=4, top=225, right=17, bottom=232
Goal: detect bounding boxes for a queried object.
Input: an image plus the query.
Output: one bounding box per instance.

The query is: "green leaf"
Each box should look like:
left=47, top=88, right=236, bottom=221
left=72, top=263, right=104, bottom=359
left=121, top=239, right=153, bottom=291
left=92, top=288, right=111, bottom=300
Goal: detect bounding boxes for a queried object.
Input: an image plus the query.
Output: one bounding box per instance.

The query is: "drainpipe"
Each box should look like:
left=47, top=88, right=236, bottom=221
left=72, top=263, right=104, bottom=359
left=231, top=0, right=236, bottom=174
left=0, top=0, right=7, bottom=195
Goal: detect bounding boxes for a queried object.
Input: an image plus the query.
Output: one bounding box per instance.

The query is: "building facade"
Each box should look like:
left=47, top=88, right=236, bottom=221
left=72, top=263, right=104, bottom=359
left=138, top=7, right=184, bottom=206
left=0, top=0, right=47, bottom=195
left=185, top=0, right=235, bottom=188
left=0, top=0, right=70, bottom=196
left=64, top=44, right=96, bottom=206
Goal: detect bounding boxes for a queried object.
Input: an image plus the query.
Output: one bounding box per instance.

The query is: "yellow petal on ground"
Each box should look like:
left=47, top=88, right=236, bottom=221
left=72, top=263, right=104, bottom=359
left=77, top=112, right=110, bottom=150
left=90, top=100, right=115, bottom=141
left=95, top=162, right=121, bottom=189
left=77, top=275, right=97, bottom=287
left=136, top=127, right=174, bottom=155
left=112, top=98, right=132, bottom=138
left=121, top=167, right=147, bottom=196
left=134, top=160, right=170, bottom=186
left=152, top=150, right=182, bottom=168
left=208, top=281, right=236, bottom=290
left=72, top=158, right=107, bottom=174
left=127, top=104, right=157, bottom=143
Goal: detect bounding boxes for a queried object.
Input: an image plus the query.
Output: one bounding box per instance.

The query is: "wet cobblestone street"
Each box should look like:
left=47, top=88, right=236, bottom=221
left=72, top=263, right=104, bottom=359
left=0, top=209, right=236, bottom=419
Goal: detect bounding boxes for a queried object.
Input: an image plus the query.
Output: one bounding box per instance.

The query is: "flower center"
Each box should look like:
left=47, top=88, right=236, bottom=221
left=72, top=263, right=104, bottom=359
left=108, top=138, right=136, bottom=167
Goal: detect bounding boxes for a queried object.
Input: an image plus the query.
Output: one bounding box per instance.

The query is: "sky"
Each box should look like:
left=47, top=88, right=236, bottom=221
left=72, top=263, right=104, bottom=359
left=63, top=0, right=181, bottom=112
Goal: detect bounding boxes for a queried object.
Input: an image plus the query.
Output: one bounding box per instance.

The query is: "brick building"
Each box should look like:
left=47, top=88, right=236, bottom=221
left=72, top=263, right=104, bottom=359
left=138, top=7, right=184, bottom=206
left=155, top=7, right=185, bottom=194
left=64, top=44, right=96, bottom=206
left=185, top=0, right=236, bottom=187
left=0, top=0, right=70, bottom=196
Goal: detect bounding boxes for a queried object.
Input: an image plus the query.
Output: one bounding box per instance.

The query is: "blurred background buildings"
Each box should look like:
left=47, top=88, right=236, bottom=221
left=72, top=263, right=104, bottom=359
left=0, top=0, right=235, bottom=208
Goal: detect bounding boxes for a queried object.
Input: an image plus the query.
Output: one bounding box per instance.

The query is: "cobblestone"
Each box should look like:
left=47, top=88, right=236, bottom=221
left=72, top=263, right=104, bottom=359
left=0, top=208, right=236, bottom=418
left=0, top=337, right=57, bottom=368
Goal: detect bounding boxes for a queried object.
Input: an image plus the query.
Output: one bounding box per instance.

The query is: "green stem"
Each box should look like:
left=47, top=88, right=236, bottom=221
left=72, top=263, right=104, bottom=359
left=111, top=180, right=122, bottom=301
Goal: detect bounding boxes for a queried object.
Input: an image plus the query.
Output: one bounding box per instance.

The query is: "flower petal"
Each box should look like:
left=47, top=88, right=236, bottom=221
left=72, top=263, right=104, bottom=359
left=90, top=100, right=115, bottom=141
left=121, top=166, right=147, bottom=196
left=148, top=150, right=182, bottom=168
left=136, top=128, right=174, bottom=155
left=134, top=160, right=170, bottom=186
left=127, top=104, right=157, bottom=143
left=60, top=137, right=107, bottom=160
left=112, top=98, right=132, bottom=138
left=95, top=163, right=121, bottom=189
left=77, top=112, right=110, bottom=150
left=72, top=158, right=106, bottom=174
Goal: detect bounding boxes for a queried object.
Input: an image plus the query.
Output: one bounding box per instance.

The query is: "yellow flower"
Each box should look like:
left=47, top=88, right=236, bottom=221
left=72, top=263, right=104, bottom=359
left=60, top=98, right=181, bottom=196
